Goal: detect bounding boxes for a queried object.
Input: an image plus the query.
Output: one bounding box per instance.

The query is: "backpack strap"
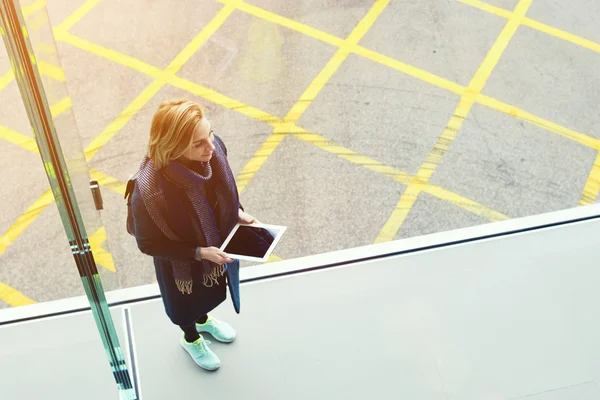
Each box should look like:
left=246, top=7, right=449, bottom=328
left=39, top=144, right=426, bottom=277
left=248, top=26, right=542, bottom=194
left=125, top=170, right=140, bottom=235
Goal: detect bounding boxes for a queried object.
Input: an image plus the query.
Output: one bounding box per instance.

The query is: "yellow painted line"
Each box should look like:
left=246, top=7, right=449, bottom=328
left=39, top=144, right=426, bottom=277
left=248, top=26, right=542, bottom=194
left=231, top=0, right=344, bottom=48
left=523, top=18, right=600, bottom=55
left=56, top=31, right=162, bottom=78
left=477, top=95, right=600, bottom=150
left=266, top=253, right=282, bottom=263
left=422, top=184, right=509, bottom=222
left=223, top=0, right=600, bottom=161
left=0, top=125, right=39, bottom=154
left=285, top=0, right=389, bottom=123
left=0, top=62, right=66, bottom=92
left=38, top=61, right=66, bottom=82
left=22, top=0, right=46, bottom=17
left=292, top=130, right=413, bottom=183
left=0, top=189, right=53, bottom=256
left=57, top=32, right=281, bottom=127
left=229, top=0, right=465, bottom=97
left=0, top=127, right=131, bottom=197
left=83, top=3, right=236, bottom=162
left=50, top=96, right=72, bottom=117
left=237, top=1, right=389, bottom=192
left=52, top=4, right=506, bottom=224
left=236, top=133, right=287, bottom=193
left=460, top=0, right=600, bottom=55
left=165, top=0, right=241, bottom=75
left=375, top=0, right=532, bottom=243
left=167, top=75, right=280, bottom=125
left=580, top=152, right=600, bottom=205
left=0, top=69, right=14, bottom=92
left=54, top=0, right=102, bottom=33
left=458, top=0, right=512, bottom=19
left=84, top=80, right=164, bottom=162
left=27, top=9, right=50, bottom=32
left=292, top=129, right=506, bottom=221
left=89, top=226, right=115, bottom=272
left=351, top=45, right=465, bottom=96
left=89, top=169, right=127, bottom=196
left=0, top=282, right=35, bottom=307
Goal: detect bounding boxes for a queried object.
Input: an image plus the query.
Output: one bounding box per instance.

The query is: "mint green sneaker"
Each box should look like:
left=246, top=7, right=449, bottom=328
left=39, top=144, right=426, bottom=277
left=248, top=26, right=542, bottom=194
left=180, top=334, right=220, bottom=371
left=196, top=315, right=236, bottom=343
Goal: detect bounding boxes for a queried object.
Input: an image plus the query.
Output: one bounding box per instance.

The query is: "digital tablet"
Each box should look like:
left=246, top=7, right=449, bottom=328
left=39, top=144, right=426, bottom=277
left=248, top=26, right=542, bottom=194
left=219, top=223, right=287, bottom=262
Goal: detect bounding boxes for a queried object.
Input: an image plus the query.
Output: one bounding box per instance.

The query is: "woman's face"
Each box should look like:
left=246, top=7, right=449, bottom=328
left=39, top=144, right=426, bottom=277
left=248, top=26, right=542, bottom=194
left=181, top=117, right=215, bottom=163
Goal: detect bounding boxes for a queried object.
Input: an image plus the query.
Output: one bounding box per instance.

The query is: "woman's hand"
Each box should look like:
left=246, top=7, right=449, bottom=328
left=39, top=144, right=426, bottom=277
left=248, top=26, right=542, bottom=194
left=238, top=209, right=259, bottom=224
left=196, top=247, right=234, bottom=264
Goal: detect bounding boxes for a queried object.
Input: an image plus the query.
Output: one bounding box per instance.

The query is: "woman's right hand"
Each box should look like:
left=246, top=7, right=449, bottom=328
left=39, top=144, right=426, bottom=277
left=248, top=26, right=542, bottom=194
left=196, top=246, right=234, bottom=264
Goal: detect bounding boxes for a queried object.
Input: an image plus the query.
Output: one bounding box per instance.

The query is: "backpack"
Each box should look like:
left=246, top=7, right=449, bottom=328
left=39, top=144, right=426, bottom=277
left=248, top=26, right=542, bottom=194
left=124, top=171, right=139, bottom=236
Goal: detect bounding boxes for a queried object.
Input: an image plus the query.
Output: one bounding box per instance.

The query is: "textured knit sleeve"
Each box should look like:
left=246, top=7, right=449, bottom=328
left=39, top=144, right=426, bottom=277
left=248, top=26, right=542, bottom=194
left=131, top=188, right=196, bottom=261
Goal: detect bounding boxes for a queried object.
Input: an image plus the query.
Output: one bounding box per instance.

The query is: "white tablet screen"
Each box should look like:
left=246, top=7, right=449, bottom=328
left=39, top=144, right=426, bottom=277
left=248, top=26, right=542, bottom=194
left=222, top=225, right=281, bottom=259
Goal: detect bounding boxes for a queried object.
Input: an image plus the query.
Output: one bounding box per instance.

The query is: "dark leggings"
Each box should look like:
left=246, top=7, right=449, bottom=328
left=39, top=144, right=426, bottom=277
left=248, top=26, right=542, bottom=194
left=180, top=314, right=208, bottom=343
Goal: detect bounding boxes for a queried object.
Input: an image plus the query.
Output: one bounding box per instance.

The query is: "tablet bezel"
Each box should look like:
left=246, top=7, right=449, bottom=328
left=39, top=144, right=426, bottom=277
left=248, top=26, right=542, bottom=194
left=219, top=223, right=287, bottom=262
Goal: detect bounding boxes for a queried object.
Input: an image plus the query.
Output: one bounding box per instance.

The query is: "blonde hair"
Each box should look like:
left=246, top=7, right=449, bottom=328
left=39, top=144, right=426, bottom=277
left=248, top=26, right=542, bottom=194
left=147, top=99, right=204, bottom=169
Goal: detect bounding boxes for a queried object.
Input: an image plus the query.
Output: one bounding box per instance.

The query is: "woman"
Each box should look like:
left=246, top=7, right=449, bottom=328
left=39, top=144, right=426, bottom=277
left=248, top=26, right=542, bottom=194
left=130, top=99, right=258, bottom=371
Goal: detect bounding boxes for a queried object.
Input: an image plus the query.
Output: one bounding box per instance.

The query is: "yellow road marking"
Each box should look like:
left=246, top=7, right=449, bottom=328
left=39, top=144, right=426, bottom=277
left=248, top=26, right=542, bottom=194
left=54, top=0, right=102, bottom=34
left=236, top=1, right=390, bottom=193
left=293, top=130, right=413, bottom=183
left=38, top=61, right=66, bottom=82
left=0, top=125, right=38, bottom=153
left=89, top=169, right=127, bottom=196
left=58, top=6, right=600, bottom=156
left=215, top=0, right=600, bottom=155
left=285, top=0, right=389, bottom=122
left=0, top=189, right=53, bottom=256
left=580, top=152, right=600, bottom=205
left=0, top=128, right=136, bottom=196
left=89, top=226, right=115, bottom=272
left=56, top=31, right=162, bottom=78
left=523, top=18, right=600, bottom=55
left=84, top=81, right=164, bottom=162
left=54, top=26, right=509, bottom=222
left=292, top=129, right=507, bottom=221
left=0, top=63, right=66, bottom=93
left=166, top=1, right=240, bottom=74
left=375, top=0, right=532, bottom=243
left=0, top=70, right=13, bottom=91
left=167, top=75, right=281, bottom=125
left=0, top=0, right=101, bottom=94
left=56, top=32, right=283, bottom=127
left=460, top=0, right=600, bottom=55
left=49, top=96, right=72, bottom=117
left=352, top=45, right=465, bottom=96
left=22, top=0, right=47, bottom=17
left=477, top=95, right=600, bottom=150
left=230, top=0, right=466, bottom=97
left=266, top=253, right=282, bottom=263
left=423, top=184, right=509, bottom=222
left=83, top=2, right=238, bottom=162
left=0, top=282, right=35, bottom=307
left=231, top=0, right=344, bottom=48
left=458, top=0, right=513, bottom=18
